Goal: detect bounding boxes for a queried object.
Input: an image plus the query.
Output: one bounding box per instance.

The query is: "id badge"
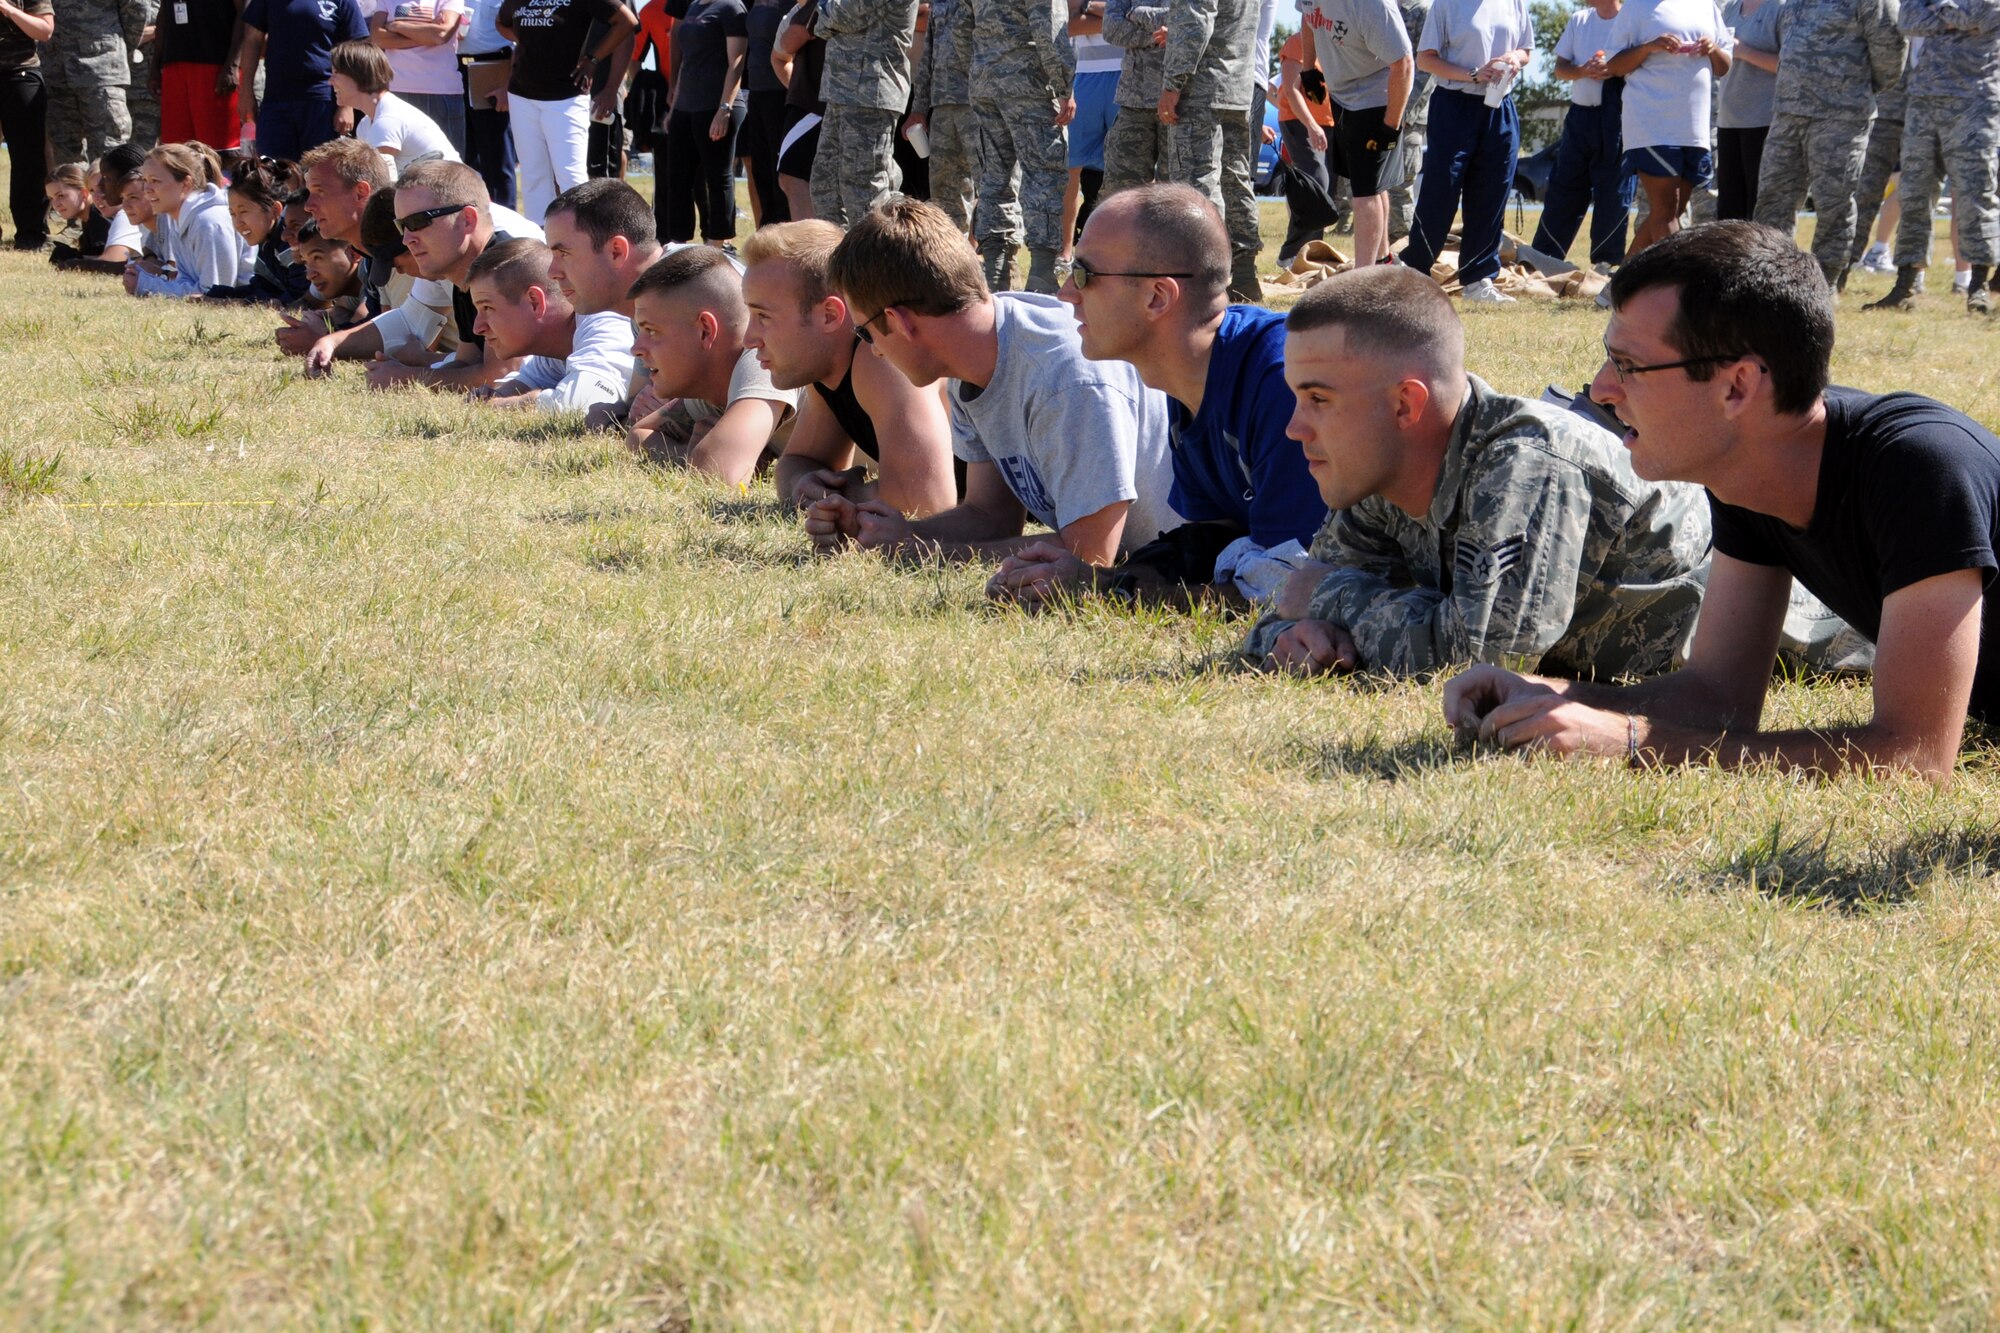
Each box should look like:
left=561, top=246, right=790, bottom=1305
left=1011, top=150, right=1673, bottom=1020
left=173, top=2, right=189, bottom=21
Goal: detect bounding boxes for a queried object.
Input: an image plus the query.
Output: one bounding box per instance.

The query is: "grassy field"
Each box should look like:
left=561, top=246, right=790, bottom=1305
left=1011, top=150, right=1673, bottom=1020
left=9, top=160, right=2000, bottom=1327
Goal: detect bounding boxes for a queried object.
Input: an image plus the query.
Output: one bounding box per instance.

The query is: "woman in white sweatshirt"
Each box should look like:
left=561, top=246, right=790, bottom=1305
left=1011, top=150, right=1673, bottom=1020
left=124, top=142, right=252, bottom=298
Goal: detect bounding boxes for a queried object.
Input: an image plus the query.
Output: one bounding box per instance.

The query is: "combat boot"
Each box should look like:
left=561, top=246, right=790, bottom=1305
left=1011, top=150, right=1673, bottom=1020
left=1821, top=259, right=1845, bottom=292
left=1968, top=265, right=1992, bottom=315
left=1863, top=265, right=1921, bottom=311
left=979, top=240, right=1015, bottom=294
left=1024, top=248, right=1061, bottom=295
left=1228, top=250, right=1264, bottom=305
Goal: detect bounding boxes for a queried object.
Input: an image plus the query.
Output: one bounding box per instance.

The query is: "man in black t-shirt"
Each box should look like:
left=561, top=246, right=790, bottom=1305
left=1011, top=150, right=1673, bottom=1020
left=497, top=0, right=638, bottom=222
left=1445, top=221, right=2000, bottom=782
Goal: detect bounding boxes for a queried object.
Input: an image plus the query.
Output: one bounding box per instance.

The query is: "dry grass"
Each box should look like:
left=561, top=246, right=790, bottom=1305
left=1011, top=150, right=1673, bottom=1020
left=6, top=169, right=2000, bottom=1328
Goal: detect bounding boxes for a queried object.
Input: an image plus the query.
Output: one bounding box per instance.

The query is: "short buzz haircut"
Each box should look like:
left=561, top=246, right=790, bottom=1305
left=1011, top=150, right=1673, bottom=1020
left=627, top=244, right=746, bottom=321
left=360, top=188, right=403, bottom=253
left=1286, top=263, right=1465, bottom=379
left=739, top=219, right=846, bottom=309
left=300, top=135, right=394, bottom=193
left=468, top=236, right=557, bottom=303
left=827, top=197, right=987, bottom=320
left=1096, top=183, right=1230, bottom=306
left=1606, top=221, right=1831, bottom=416
left=394, top=158, right=490, bottom=219
left=331, top=40, right=394, bottom=95
left=545, top=177, right=658, bottom=251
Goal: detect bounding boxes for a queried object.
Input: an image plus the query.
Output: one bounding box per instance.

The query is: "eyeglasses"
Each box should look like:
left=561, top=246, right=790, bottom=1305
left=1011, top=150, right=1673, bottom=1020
left=1602, top=350, right=1754, bottom=383
left=1069, top=257, right=1195, bottom=290
left=395, top=203, right=466, bottom=235
left=854, top=301, right=912, bottom=345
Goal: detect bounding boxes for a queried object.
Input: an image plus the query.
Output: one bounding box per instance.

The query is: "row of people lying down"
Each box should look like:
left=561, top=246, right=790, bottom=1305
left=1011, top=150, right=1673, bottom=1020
left=82, top=150, right=2000, bottom=784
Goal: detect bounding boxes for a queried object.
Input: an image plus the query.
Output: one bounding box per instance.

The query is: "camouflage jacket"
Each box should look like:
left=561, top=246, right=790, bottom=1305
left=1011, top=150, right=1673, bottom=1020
left=1398, top=0, right=1434, bottom=123
left=1898, top=0, right=2000, bottom=100
left=971, top=0, right=1074, bottom=103
left=1240, top=377, right=1712, bottom=679
left=1162, top=0, right=1258, bottom=111
left=1103, top=0, right=1168, bottom=108
left=41, top=0, right=154, bottom=87
left=817, top=0, right=921, bottom=110
left=913, top=0, right=975, bottom=110
left=1772, top=0, right=1906, bottom=118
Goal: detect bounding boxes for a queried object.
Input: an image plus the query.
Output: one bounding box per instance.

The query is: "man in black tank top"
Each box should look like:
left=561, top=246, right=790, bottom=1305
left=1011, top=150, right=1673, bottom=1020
left=738, top=219, right=960, bottom=526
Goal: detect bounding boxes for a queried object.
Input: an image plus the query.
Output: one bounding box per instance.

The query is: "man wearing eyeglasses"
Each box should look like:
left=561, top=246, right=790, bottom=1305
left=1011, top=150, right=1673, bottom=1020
left=986, top=183, right=1327, bottom=610
left=1447, top=221, right=2000, bottom=782
left=1239, top=259, right=1710, bottom=681
left=807, top=196, right=1179, bottom=569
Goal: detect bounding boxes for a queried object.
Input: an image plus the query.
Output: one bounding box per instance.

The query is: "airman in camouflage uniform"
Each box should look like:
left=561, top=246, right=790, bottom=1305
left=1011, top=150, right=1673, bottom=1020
left=1847, top=51, right=1907, bottom=274
left=40, top=0, right=154, bottom=164
left=1162, top=0, right=1262, bottom=301
left=912, top=0, right=979, bottom=231
left=1101, top=0, right=1168, bottom=191
left=971, top=0, right=1073, bottom=293
left=1750, top=0, right=1905, bottom=288
left=811, top=0, right=922, bottom=226
left=1388, top=0, right=1432, bottom=241
left=1240, top=376, right=1711, bottom=678
left=1868, top=0, right=2000, bottom=312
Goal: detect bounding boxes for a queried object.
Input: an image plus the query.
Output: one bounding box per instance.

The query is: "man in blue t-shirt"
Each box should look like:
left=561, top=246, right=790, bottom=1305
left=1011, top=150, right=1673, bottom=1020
left=989, top=183, right=1329, bottom=610
left=239, top=0, right=370, bottom=159
left=1448, top=221, right=2000, bottom=783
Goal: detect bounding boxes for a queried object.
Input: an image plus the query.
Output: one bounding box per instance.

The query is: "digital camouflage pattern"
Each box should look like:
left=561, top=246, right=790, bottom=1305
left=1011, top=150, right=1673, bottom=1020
left=810, top=104, right=906, bottom=225
left=1891, top=0, right=2000, bottom=268
left=1850, top=53, right=1907, bottom=265
left=1770, top=0, right=1906, bottom=119
left=1102, top=0, right=1170, bottom=189
left=41, top=0, right=153, bottom=162
left=1162, top=0, right=1258, bottom=110
left=1162, top=0, right=1262, bottom=295
left=1752, top=112, right=1875, bottom=279
left=970, top=0, right=1073, bottom=103
left=971, top=0, right=1073, bottom=291
left=815, top=0, right=920, bottom=111
left=1239, top=377, right=1711, bottom=678
left=913, top=0, right=979, bottom=230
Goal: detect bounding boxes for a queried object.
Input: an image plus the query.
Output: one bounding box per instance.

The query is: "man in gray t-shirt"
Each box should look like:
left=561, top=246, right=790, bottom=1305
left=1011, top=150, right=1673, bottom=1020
left=809, top=198, right=1180, bottom=577
left=1296, top=0, right=1416, bottom=265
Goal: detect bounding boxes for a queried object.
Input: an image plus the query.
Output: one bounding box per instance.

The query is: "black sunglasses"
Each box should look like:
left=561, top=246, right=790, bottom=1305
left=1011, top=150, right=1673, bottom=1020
left=395, top=203, right=467, bottom=235
left=1070, top=256, right=1195, bottom=290
left=854, top=301, right=913, bottom=345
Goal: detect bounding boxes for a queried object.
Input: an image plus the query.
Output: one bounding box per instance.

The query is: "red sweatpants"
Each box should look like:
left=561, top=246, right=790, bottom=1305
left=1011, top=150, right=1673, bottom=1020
left=159, top=62, right=241, bottom=149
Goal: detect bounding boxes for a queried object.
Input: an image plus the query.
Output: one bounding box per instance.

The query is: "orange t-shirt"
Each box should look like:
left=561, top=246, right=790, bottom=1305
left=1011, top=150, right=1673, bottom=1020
left=634, top=0, right=673, bottom=68
left=1278, top=32, right=1336, bottom=128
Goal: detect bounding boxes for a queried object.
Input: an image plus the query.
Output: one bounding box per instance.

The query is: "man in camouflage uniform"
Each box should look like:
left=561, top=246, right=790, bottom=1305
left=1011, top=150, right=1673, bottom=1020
left=1750, top=0, right=1905, bottom=289
left=811, top=0, right=922, bottom=226
left=1387, top=0, right=1431, bottom=242
left=1240, top=265, right=1710, bottom=679
left=1867, top=0, right=2000, bottom=312
left=1847, top=47, right=1908, bottom=280
left=911, top=0, right=979, bottom=231
left=41, top=0, right=154, bottom=164
left=971, top=0, right=1074, bottom=293
left=1161, top=0, right=1263, bottom=302
left=1101, top=0, right=1167, bottom=191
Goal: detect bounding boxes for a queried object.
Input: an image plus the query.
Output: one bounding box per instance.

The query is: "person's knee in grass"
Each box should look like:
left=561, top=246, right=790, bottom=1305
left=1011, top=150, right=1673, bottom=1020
left=988, top=184, right=1327, bottom=613
left=627, top=246, right=801, bottom=485
left=739, top=219, right=960, bottom=528
left=1241, top=261, right=1710, bottom=683
left=810, top=196, right=1178, bottom=577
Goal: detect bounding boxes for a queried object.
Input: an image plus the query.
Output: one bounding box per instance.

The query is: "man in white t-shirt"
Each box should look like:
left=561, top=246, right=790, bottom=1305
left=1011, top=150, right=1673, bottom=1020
left=467, top=237, right=636, bottom=411
left=626, top=245, right=802, bottom=486
left=808, top=197, right=1179, bottom=573
left=360, top=0, right=469, bottom=151
left=1296, top=0, right=1415, bottom=266
left=1529, top=0, right=1635, bottom=269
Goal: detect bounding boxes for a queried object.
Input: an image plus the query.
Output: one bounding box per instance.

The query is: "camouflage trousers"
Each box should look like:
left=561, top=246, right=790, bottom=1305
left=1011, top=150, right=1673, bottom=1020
left=1752, top=111, right=1871, bottom=280
left=1102, top=105, right=1168, bottom=194
left=810, top=103, right=904, bottom=228
left=1387, top=115, right=1425, bottom=240
left=974, top=96, right=1069, bottom=292
left=1167, top=103, right=1261, bottom=296
left=1850, top=111, right=1904, bottom=263
left=928, top=102, right=980, bottom=233
left=128, top=64, right=159, bottom=149
left=44, top=83, right=132, bottom=165
left=1894, top=96, right=2000, bottom=269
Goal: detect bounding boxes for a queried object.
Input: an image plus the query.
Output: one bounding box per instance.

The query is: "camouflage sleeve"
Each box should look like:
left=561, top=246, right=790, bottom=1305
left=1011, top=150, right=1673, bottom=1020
left=1859, top=0, right=1908, bottom=87
left=1305, top=444, right=1596, bottom=676
left=122, top=0, right=157, bottom=53
left=1103, top=0, right=1167, bottom=48
left=1036, top=0, right=1074, bottom=93
left=1162, top=0, right=1218, bottom=92
left=1895, top=0, right=1970, bottom=34
left=820, top=0, right=887, bottom=34
left=913, top=15, right=933, bottom=109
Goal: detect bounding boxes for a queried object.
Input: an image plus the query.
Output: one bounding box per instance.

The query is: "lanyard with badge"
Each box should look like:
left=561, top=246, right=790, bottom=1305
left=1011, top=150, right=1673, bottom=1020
left=174, top=0, right=188, bottom=20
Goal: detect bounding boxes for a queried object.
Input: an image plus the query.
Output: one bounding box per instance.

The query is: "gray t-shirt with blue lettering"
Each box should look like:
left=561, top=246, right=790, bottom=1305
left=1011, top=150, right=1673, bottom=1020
left=949, top=293, right=1181, bottom=554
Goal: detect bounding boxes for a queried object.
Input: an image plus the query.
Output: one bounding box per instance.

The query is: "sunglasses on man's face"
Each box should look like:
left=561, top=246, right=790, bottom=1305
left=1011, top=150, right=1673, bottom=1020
left=854, top=301, right=913, bottom=345
left=1068, top=257, right=1195, bottom=290
left=396, top=203, right=465, bottom=235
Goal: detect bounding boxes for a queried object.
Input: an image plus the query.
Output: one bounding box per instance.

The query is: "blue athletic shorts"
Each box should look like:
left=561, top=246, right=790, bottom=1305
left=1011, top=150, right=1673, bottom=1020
left=1068, top=70, right=1121, bottom=171
left=1624, top=144, right=1714, bottom=188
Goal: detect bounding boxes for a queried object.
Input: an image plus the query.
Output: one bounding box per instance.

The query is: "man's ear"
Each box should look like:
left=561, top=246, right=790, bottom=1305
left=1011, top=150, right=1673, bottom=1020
left=607, top=235, right=630, bottom=265
left=1719, top=356, right=1763, bottom=419
left=527, top=284, right=549, bottom=318
left=1390, top=376, right=1433, bottom=431
left=817, top=294, right=848, bottom=335
left=696, top=308, right=721, bottom=348
left=1144, top=277, right=1179, bottom=320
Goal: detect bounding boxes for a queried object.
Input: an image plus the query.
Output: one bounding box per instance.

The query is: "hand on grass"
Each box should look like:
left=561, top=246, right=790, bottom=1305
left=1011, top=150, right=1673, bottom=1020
left=803, top=495, right=860, bottom=552
left=987, top=541, right=1088, bottom=607
left=1443, top=664, right=1630, bottom=757
left=1268, top=619, right=1358, bottom=675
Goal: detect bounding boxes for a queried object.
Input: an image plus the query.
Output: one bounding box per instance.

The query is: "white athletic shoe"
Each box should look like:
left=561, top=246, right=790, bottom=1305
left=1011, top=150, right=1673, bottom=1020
left=1460, top=277, right=1516, bottom=304
left=1859, top=243, right=1894, bottom=274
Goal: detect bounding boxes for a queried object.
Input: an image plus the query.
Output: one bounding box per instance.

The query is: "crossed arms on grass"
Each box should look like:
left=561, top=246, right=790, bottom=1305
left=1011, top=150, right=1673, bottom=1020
left=803, top=462, right=1130, bottom=566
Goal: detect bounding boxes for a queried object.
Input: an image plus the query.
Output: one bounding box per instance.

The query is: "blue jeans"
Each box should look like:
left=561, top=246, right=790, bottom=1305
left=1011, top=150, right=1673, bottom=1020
left=1530, top=86, right=1634, bottom=267
left=1403, top=88, right=1519, bottom=287
left=255, top=96, right=340, bottom=161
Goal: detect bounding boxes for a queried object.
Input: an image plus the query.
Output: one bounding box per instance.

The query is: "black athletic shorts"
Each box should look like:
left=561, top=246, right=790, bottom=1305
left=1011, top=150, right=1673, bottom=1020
left=778, top=108, right=822, bottom=180
left=1332, top=104, right=1396, bottom=196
